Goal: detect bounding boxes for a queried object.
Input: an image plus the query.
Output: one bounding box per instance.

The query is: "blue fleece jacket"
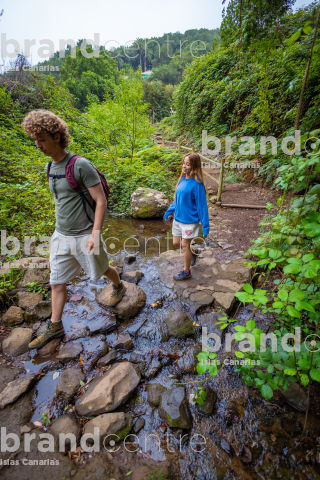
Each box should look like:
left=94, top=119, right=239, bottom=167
left=164, top=177, right=210, bottom=235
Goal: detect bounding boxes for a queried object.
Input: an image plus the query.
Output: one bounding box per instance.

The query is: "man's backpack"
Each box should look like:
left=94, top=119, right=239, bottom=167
left=46, top=154, right=110, bottom=223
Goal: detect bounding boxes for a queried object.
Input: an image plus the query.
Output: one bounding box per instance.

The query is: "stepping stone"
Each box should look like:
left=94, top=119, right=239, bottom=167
left=148, top=383, right=167, bottom=406
left=109, top=333, right=133, bottom=350
left=0, top=374, right=40, bottom=409
left=214, top=279, right=242, bottom=293
left=56, top=368, right=85, bottom=402
left=87, top=315, right=117, bottom=335
left=159, top=387, right=193, bottom=429
left=2, top=306, right=24, bottom=326
left=144, top=357, right=162, bottom=379
left=24, top=301, right=52, bottom=323
left=133, top=417, right=145, bottom=433
left=50, top=414, right=80, bottom=452
left=129, top=351, right=146, bottom=364
left=96, top=281, right=146, bottom=320
left=196, top=385, right=217, bottom=415
left=75, top=362, right=141, bottom=416
left=214, top=292, right=236, bottom=313
left=197, top=312, right=227, bottom=341
left=121, top=271, right=144, bottom=284
left=86, top=340, right=110, bottom=372
left=140, top=324, right=169, bottom=343
left=84, top=412, right=133, bottom=444
left=56, top=342, right=83, bottom=363
left=124, top=255, right=136, bottom=265
left=166, top=311, right=195, bottom=338
left=177, top=344, right=202, bottom=374
left=278, top=383, right=308, bottom=412
left=38, top=338, right=61, bottom=356
left=2, top=327, right=33, bottom=356
left=17, top=292, right=43, bottom=310
left=97, top=349, right=117, bottom=367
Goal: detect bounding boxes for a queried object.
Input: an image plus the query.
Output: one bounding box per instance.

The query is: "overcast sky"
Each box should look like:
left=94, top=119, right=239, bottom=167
left=0, top=0, right=316, bottom=65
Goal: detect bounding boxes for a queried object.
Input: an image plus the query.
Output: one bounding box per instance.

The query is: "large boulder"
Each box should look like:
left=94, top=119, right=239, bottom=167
left=24, top=301, right=52, bottom=323
left=96, top=281, right=146, bottom=320
left=0, top=374, right=40, bottom=409
left=2, top=327, right=33, bottom=356
left=56, top=368, right=85, bottom=402
left=2, top=306, right=24, bottom=326
left=84, top=412, right=133, bottom=445
left=131, top=187, right=170, bottom=218
left=17, top=291, right=43, bottom=310
left=75, top=362, right=141, bottom=416
left=159, top=387, right=193, bottom=429
left=0, top=257, right=50, bottom=288
left=166, top=311, right=195, bottom=338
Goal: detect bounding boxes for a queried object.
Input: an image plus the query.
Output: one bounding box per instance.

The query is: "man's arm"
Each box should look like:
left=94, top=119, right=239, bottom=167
left=87, top=183, right=107, bottom=251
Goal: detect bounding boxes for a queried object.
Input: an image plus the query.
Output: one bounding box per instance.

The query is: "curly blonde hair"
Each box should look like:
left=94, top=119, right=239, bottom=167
left=22, top=110, right=70, bottom=148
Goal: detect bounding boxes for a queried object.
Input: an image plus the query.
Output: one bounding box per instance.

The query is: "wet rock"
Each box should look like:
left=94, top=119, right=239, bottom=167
left=50, top=413, right=80, bottom=452
left=124, top=255, right=136, bottom=265
left=198, top=312, right=226, bottom=347
left=177, top=344, right=202, bottom=374
left=220, top=438, right=234, bottom=456
left=17, top=291, right=43, bottom=310
left=38, top=338, right=61, bottom=356
left=32, top=322, right=41, bottom=332
left=159, top=386, right=193, bottom=429
left=258, top=414, right=274, bottom=427
left=24, top=301, right=52, bottom=323
left=56, top=368, right=86, bottom=402
left=41, top=361, right=63, bottom=373
left=278, top=383, right=308, bottom=412
left=110, top=333, right=134, bottom=350
left=121, top=271, right=144, bottom=284
left=214, top=292, right=235, bottom=313
left=0, top=257, right=49, bottom=288
left=2, top=306, right=24, bottom=326
left=281, top=417, right=303, bottom=437
left=69, top=295, right=83, bottom=302
left=96, top=281, right=146, bottom=320
left=87, top=341, right=110, bottom=372
left=95, top=467, right=105, bottom=479
left=144, top=357, right=162, bottom=379
left=56, top=342, right=83, bottom=363
left=160, top=355, right=173, bottom=367
left=137, top=361, right=147, bottom=375
left=97, top=349, right=117, bottom=367
left=166, top=311, right=195, bottom=338
left=129, top=351, right=145, bottom=364
left=196, top=385, right=217, bottom=415
left=63, top=328, right=87, bottom=343
left=87, top=315, right=117, bottom=335
left=238, top=445, right=252, bottom=463
left=75, top=362, right=141, bottom=416
left=131, top=187, right=170, bottom=219
left=133, top=417, right=145, bottom=433
left=188, top=291, right=215, bottom=309
left=84, top=412, right=133, bottom=444
left=0, top=374, right=40, bottom=409
left=115, top=265, right=123, bottom=276
left=214, top=279, right=242, bottom=293
left=148, top=383, right=167, bottom=406
left=20, top=424, right=32, bottom=434
left=125, top=317, right=148, bottom=338
left=2, top=327, right=33, bottom=356
left=140, top=324, right=169, bottom=343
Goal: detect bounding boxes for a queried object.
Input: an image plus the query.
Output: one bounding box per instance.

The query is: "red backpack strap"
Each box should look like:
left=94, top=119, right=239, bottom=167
left=65, top=155, right=82, bottom=189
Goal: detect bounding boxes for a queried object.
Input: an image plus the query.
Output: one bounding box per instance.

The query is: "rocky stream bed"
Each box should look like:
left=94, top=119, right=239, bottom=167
left=0, top=216, right=320, bottom=480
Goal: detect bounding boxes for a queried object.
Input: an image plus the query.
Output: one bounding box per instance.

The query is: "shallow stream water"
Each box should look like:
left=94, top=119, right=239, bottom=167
left=18, top=215, right=320, bottom=479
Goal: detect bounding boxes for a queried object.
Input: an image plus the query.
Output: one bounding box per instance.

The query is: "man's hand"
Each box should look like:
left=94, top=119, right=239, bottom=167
left=88, top=233, right=101, bottom=252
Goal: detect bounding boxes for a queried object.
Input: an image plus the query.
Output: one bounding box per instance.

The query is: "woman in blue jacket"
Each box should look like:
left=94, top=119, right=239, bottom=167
left=163, top=153, right=210, bottom=280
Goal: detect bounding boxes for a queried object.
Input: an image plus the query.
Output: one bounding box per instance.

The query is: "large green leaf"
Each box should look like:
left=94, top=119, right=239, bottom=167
left=278, top=289, right=288, bottom=301
left=295, top=301, right=315, bottom=313
left=261, top=384, right=273, bottom=400
left=286, top=305, right=301, bottom=318
left=243, top=284, right=253, bottom=294
left=283, top=264, right=301, bottom=274
left=310, top=369, right=320, bottom=382
left=288, top=289, right=304, bottom=302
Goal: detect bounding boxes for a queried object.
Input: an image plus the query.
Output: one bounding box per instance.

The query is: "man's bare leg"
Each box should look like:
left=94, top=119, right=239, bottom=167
left=103, top=265, right=120, bottom=286
left=51, top=283, right=67, bottom=323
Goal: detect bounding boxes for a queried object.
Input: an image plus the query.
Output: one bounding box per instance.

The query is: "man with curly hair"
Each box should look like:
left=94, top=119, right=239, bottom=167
left=22, top=109, right=126, bottom=350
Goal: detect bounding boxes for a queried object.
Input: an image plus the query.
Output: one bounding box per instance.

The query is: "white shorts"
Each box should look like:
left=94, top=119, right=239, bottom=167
left=49, top=230, right=109, bottom=285
left=172, top=219, right=200, bottom=239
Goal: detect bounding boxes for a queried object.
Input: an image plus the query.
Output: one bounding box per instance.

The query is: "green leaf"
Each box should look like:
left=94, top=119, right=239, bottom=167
left=196, top=363, right=207, bottom=375
left=126, top=472, right=132, bottom=476
left=234, top=292, right=253, bottom=304
left=80, top=381, right=86, bottom=386
left=278, top=289, right=288, bottom=301
left=209, top=353, right=217, bottom=359
left=261, top=384, right=273, bottom=400
left=256, top=370, right=266, bottom=381
left=295, top=300, right=315, bottom=313
left=234, top=325, right=246, bottom=332
left=288, top=289, right=304, bottom=302
left=300, top=374, right=309, bottom=386
left=267, top=364, right=274, bottom=374
left=272, top=301, right=284, bottom=309
left=283, top=264, right=301, bottom=274
left=235, top=351, right=244, bottom=358
left=208, top=365, right=218, bottom=377
left=255, top=378, right=265, bottom=387
left=302, top=254, right=314, bottom=262
left=284, top=368, right=297, bottom=376
left=310, top=369, right=320, bottom=382
left=246, top=320, right=255, bottom=331
left=243, top=283, right=253, bottom=294
left=286, top=305, right=301, bottom=318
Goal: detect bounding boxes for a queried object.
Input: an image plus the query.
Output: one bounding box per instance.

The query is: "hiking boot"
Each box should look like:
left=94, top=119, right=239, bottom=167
left=173, top=270, right=191, bottom=281
left=191, top=248, right=201, bottom=267
left=28, top=319, right=65, bottom=350
left=107, top=280, right=127, bottom=307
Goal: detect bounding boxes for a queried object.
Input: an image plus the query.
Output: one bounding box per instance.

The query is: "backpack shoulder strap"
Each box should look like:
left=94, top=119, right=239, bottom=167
left=65, top=155, right=82, bottom=189
left=46, top=161, right=52, bottom=182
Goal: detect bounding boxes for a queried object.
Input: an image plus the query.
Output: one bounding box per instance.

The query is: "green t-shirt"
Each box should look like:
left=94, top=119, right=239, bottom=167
left=46, top=152, right=101, bottom=236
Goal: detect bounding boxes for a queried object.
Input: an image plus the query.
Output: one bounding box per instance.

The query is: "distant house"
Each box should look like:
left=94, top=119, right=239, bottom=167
left=142, top=70, right=152, bottom=79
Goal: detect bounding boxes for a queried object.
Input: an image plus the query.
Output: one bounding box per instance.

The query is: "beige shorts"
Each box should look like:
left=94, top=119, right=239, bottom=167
left=172, top=219, right=200, bottom=239
left=50, top=230, right=109, bottom=284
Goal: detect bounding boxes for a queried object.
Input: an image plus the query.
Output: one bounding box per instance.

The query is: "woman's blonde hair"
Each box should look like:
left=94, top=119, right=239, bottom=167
left=174, top=153, right=205, bottom=199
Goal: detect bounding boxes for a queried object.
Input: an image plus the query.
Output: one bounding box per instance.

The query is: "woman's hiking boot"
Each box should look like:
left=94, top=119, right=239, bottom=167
left=191, top=248, right=201, bottom=267
left=173, top=270, right=191, bottom=281
left=107, top=280, right=127, bottom=307
left=28, top=319, right=65, bottom=350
